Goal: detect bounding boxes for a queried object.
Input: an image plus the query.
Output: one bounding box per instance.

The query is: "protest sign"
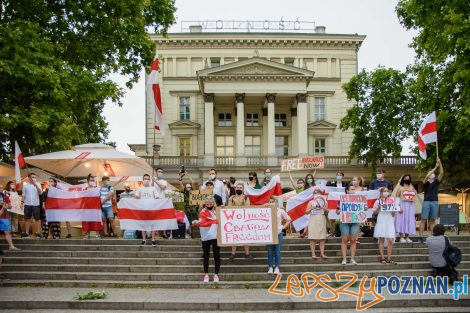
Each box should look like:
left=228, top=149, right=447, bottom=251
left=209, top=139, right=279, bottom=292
left=189, top=190, right=213, bottom=205
left=280, top=156, right=325, bottom=172
left=217, top=206, right=278, bottom=246
left=339, top=194, right=368, bottom=223
left=380, top=198, right=400, bottom=212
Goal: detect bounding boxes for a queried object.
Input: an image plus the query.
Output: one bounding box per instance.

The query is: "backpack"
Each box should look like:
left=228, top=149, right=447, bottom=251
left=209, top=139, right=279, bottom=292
left=443, top=236, right=462, bottom=268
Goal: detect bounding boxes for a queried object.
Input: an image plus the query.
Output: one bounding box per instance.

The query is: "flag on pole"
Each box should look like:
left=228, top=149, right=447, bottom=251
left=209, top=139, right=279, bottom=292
left=418, top=112, right=437, bottom=160
left=14, top=141, right=26, bottom=184
left=118, top=198, right=177, bottom=231
left=286, top=187, right=315, bottom=231
left=45, top=187, right=102, bottom=222
left=244, top=175, right=282, bottom=205
left=146, top=55, right=164, bottom=135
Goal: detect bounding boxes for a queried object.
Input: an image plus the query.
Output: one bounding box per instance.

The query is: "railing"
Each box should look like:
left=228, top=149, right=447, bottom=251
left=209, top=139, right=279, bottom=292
left=215, top=156, right=235, bottom=166
left=141, top=156, right=199, bottom=167
left=246, top=156, right=267, bottom=166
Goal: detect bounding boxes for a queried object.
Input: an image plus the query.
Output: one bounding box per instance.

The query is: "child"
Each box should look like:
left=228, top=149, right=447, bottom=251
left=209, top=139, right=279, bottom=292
left=306, top=187, right=328, bottom=259
left=373, top=188, right=397, bottom=264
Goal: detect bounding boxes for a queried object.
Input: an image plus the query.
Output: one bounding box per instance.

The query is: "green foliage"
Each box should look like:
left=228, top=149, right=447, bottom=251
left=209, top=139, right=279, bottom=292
left=0, top=0, right=176, bottom=160
left=76, top=290, right=107, bottom=300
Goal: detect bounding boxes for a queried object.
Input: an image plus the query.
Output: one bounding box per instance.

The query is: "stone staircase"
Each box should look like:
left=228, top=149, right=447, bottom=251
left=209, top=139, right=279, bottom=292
left=1, top=236, right=469, bottom=311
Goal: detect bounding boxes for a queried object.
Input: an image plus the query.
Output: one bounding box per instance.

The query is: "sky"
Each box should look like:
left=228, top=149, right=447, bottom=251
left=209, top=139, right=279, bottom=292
left=102, top=0, right=416, bottom=154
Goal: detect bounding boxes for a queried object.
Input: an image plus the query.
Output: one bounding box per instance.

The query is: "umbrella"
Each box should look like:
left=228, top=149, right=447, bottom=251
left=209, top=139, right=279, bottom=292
left=109, top=176, right=178, bottom=191
left=25, top=143, right=153, bottom=178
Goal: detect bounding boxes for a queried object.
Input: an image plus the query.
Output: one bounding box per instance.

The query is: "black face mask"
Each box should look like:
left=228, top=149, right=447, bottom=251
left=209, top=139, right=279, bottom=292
left=248, top=176, right=254, bottom=181
left=206, top=206, right=214, bottom=210
left=235, top=190, right=243, bottom=195
left=403, top=179, right=411, bottom=185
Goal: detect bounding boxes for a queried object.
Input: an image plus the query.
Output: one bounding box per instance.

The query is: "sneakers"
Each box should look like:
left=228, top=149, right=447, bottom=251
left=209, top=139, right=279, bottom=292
left=267, top=267, right=274, bottom=274
left=229, top=254, right=235, bottom=261
left=35, top=233, right=44, bottom=239
left=141, top=240, right=146, bottom=246
left=152, top=240, right=157, bottom=246
left=0, top=274, right=10, bottom=282
left=273, top=267, right=280, bottom=275
left=399, top=238, right=407, bottom=243
left=203, top=274, right=210, bottom=283
left=341, top=259, right=347, bottom=265
left=66, top=234, right=72, bottom=239
left=350, top=259, right=358, bottom=265
left=419, top=238, right=425, bottom=244
left=405, top=238, right=413, bottom=243
left=21, top=233, right=29, bottom=239
left=8, top=247, right=20, bottom=251
left=245, top=254, right=254, bottom=260
left=213, top=275, right=220, bottom=283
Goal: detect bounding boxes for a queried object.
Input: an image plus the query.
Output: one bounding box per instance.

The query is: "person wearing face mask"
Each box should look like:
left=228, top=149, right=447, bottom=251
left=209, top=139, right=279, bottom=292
left=82, top=174, right=103, bottom=239
left=228, top=183, right=253, bottom=260
left=192, top=196, right=221, bottom=283
left=42, top=178, right=61, bottom=239
left=100, top=176, right=116, bottom=238
left=420, top=158, right=444, bottom=242
left=21, top=172, right=43, bottom=238
left=369, top=168, right=393, bottom=191
left=347, top=176, right=365, bottom=193
left=137, top=174, right=159, bottom=246
left=327, top=171, right=348, bottom=188
left=395, top=174, right=417, bottom=243
left=5, top=181, right=20, bottom=236
left=201, top=169, right=226, bottom=205
left=247, top=172, right=261, bottom=189
left=373, top=188, right=398, bottom=264
left=306, top=187, right=329, bottom=259
left=153, top=168, right=168, bottom=199
left=262, top=169, right=273, bottom=186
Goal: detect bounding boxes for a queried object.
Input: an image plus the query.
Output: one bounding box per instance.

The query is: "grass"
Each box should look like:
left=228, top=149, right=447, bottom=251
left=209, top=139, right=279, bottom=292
left=76, top=290, right=107, bottom=301
left=243, top=283, right=255, bottom=289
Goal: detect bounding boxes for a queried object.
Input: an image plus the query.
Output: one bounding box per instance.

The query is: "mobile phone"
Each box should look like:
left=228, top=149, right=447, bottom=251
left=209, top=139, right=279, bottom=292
left=180, top=165, right=185, bottom=173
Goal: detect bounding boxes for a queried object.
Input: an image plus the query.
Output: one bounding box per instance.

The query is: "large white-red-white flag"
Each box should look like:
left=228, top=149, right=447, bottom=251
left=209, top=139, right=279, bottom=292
left=418, top=111, right=437, bottom=160
left=244, top=175, right=282, bottom=205
left=45, top=187, right=102, bottom=222
left=118, top=198, right=177, bottom=231
left=146, top=56, right=164, bottom=135
left=14, top=141, right=26, bottom=185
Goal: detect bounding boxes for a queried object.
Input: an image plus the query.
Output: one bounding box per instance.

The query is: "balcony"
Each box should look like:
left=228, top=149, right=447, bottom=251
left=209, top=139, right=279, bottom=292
left=140, top=155, right=418, bottom=168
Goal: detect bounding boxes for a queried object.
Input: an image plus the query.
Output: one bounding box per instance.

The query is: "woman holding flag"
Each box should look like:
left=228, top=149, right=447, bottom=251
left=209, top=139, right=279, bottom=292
left=306, top=186, right=329, bottom=259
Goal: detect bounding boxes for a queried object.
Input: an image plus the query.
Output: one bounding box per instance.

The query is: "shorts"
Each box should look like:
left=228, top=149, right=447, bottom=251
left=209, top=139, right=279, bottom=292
left=339, top=222, right=359, bottom=237
left=422, top=201, right=439, bottom=220
left=102, top=206, right=114, bottom=219
left=24, top=205, right=41, bottom=220
left=0, top=218, right=12, bottom=232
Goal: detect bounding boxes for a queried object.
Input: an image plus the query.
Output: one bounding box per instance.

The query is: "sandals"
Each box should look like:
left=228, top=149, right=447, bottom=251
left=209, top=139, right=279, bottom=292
left=386, top=258, right=397, bottom=265
left=380, top=258, right=387, bottom=264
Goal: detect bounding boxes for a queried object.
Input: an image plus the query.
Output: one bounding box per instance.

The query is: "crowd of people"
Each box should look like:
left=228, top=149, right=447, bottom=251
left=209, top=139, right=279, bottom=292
left=0, top=157, right=457, bottom=283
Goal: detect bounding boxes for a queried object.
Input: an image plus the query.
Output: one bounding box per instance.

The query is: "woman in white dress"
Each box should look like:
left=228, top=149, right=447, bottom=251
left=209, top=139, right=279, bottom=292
left=373, top=187, right=397, bottom=265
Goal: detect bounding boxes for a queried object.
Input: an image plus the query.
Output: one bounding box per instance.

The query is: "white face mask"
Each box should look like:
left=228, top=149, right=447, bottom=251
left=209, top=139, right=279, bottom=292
left=209, top=174, right=216, bottom=180
left=383, top=192, right=390, bottom=198
left=376, top=173, right=384, bottom=179
left=336, top=175, right=343, bottom=180
left=89, top=181, right=96, bottom=187
left=352, top=180, right=358, bottom=187
left=429, top=173, right=436, bottom=180
left=32, top=178, right=37, bottom=182
left=143, top=180, right=150, bottom=186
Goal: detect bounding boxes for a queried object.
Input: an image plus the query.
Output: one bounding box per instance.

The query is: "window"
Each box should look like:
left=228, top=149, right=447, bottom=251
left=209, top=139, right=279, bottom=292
left=314, top=138, right=326, bottom=154
left=216, top=136, right=234, bottom=156
left=179, top=138, right=191, bottom=157
left=275, top=136, right=289, bottom=156
left=246, top=113, right=259, bottom=126
left=179, top=97, right=190, bottom=120
left=314, top=97, right=326, bottom=121
left=285, top=58, right=295, bottom=66
left=210, top=58, right=220, bottom=67
left=244, top=136, right=261, bottom=156
left=218, top=113, right=232, bottom=126
left=275, top=114, right=287, bottom=127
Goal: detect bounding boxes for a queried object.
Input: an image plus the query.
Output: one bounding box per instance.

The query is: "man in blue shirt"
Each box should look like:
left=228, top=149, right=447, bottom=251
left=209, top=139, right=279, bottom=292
left=369, top=168, right=393, bottom=190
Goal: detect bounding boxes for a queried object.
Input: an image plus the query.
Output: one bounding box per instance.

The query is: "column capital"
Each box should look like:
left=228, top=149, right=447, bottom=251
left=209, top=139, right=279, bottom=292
left=235, top=93, right=245, bottom=103
left=203, top=93, right=215, bottom=102
left=296, top=93, right=308, bottom=103
left=265, top=93, right=276, bottom=103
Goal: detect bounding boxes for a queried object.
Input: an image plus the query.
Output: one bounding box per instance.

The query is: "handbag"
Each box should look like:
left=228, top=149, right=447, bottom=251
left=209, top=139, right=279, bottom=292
left=443, top=236, right=462, bottom=268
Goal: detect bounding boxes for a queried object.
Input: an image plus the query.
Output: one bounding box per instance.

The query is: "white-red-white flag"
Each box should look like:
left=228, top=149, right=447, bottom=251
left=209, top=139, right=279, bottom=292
left=418, top=112, right=437, bottom=160
left=14, top=141, right=26, bottom=185
left=244, top=175, right=282, bottom=205
left=45, top=187, right=102, bottom=222
left=146, top=56, right=164, bottom=135
left=198, top=208, right=218, bottom=241
left=118, top=198, right=177, bottom=231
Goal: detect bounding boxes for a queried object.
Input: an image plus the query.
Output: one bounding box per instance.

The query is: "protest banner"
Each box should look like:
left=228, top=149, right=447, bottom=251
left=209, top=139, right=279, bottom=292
left=380, top=198, right=401, bottom=212
left=280, top=156, right=325, bottom=172
left=217, top=206, right=278, bottom=246
left=339, top=194, right=368, bottom=223
left=189, top=190, right=213, bottom=205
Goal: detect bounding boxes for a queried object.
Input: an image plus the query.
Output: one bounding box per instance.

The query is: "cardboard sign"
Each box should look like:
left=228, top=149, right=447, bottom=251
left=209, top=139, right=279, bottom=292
left=281, top=156, right=325, bottom=172
left=339, top=194, right=368, bottom=223
left=8, top=193, right=24, bottom=216
left=217, top=206, right=278, bottom=246
left=380, top=198, right=400, bottom=212
left=189, top=190, right=213, bottom=205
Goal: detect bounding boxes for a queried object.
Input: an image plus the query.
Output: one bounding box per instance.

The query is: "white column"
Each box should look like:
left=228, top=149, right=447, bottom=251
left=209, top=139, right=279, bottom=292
left=291, top=111, right=298, bottom=156
left=336, top=58, right=340, bottom=78
left=296, top=93, right=308, bottom=156
left=235, top=93, right=246, bottom=166
left=204, top=93, right=215, bottom=166
left=327, top=58, right=332, bottom=77
left=266, top=93, right=276, bottom=166
left=172, top=58, right=177, bottom=76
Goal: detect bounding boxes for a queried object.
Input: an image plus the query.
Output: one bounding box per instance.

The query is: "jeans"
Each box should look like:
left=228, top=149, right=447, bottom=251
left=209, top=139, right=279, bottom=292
left=267, top=232, right=284, bottom=268
left=202, top=239, right=220, bottom=274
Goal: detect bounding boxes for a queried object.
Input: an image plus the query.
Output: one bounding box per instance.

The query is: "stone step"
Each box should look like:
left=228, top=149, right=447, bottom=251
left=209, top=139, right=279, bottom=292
left=5, top=260, right=468, bottom=274
left=4, top=268, right=470, bottom=282
left=2, top=254, right=437, bottom=265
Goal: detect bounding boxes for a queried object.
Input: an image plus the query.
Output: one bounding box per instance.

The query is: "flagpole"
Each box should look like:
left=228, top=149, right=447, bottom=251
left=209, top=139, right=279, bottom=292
left=435, top=111, right=439, bottom=160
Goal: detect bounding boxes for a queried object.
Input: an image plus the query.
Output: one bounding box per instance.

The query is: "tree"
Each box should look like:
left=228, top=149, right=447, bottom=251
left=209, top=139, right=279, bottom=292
left=340, top=67, right=417, bottom=170
left=0, top=0, right=176, bottom=160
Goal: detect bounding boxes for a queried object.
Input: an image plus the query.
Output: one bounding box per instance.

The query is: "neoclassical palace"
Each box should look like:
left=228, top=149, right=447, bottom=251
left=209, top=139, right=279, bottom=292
left=129, top=26, right=418, bottom=185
